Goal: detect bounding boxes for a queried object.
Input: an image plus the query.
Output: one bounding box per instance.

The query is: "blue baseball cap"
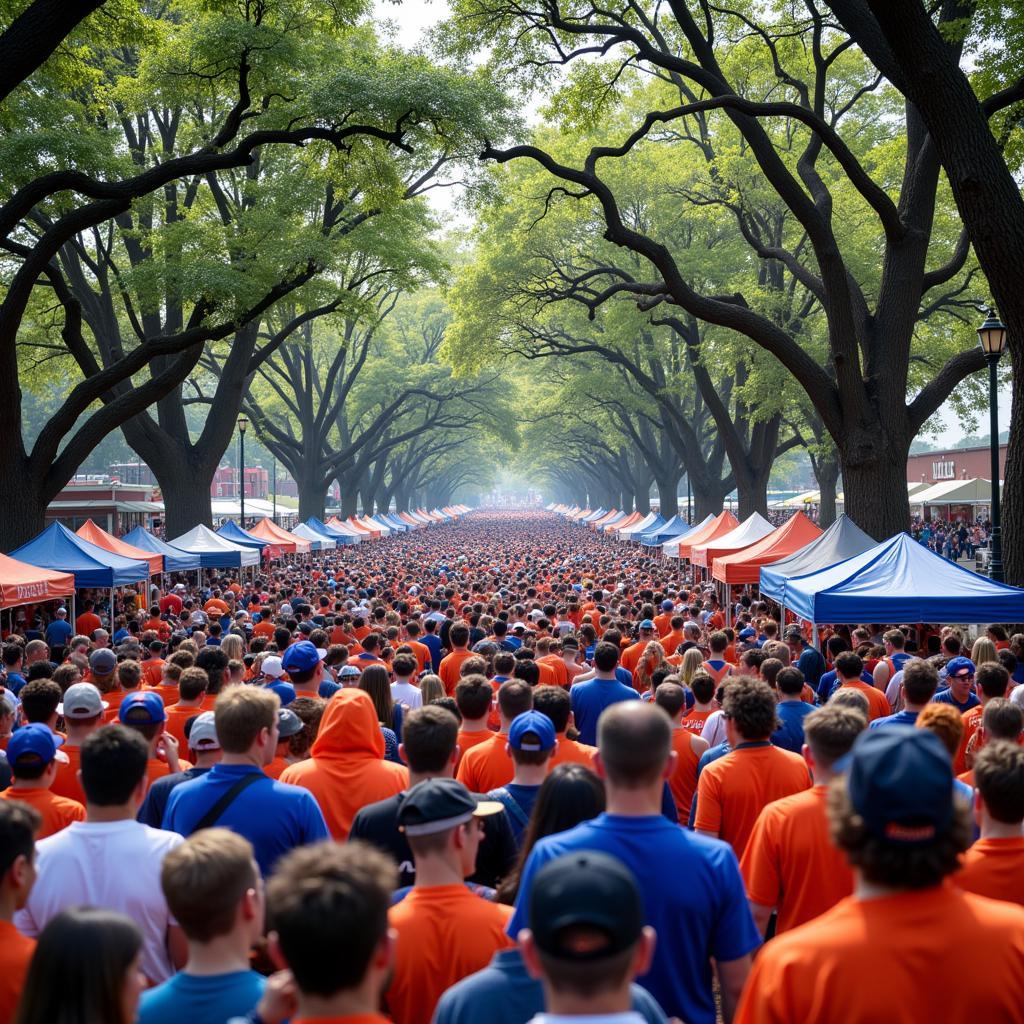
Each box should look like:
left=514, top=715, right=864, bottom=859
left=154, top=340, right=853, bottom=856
left=639, top=619, right=655, bottom=631
left=661, top=599, right=674, bottom=611
left=739, top=627, right=756, bottom=640
left=847, top=727, right=954, bottom=845
left=281, top=640, right=325, bottom=675
left=119, top=690, right=167, bottom=725
left=946, top=656, right=976, bottom=678
left=508, top=710, right=557, bottom=752
left=7, top=722, right=65, bottom=769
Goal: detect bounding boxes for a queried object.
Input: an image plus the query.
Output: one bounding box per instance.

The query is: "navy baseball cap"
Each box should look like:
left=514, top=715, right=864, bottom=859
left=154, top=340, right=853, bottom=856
left=847, top=727, right=954, bottom=845
left=281, top=640, right=325, bottom=675
left=508, top=710, right=557, bottom=752
left=7, top=723, right=65, bottom=769
left=119, top=690, right=167, bottom=725
left=397, top=778, right=503, bottom=837
left=946, top=656, right=976, bottom=678
left=661, top=599, right=674, bottom=611
left=639, top=619, right=655, bottom=631
left=529, top=851, right=644, bottom=961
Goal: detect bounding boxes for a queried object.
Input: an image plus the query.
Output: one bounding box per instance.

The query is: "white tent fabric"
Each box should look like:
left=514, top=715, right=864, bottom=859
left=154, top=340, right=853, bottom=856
left=617, top=511, right=659, bottom=540
left=291, top=523, right=337, bottom=550
left=168, top=524, right=259, bottom=567
left=661, top=514, right=715, bottom=558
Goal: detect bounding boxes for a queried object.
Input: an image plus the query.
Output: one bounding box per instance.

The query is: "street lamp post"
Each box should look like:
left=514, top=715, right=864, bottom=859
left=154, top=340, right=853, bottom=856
left=238, top=415, right=248, bottom=527
left=977, top=308, right=1008, bottom=583
left=272, top=453, right=277, bottom=525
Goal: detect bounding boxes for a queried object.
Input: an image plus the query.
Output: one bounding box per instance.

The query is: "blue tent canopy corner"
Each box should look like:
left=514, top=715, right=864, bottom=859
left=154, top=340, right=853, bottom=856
left=121, top=526, right=203, bottom=572
left=304, top=517, right=359, bottom=546
left=216, top=520, right=269, bottom=551
left=11, top=522, right=149, bottom=589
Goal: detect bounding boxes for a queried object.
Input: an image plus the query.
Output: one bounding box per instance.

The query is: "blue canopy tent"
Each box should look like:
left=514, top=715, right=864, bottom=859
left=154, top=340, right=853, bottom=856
left=641, top=515, right=692, bottom=547
left=121, top=527, right=202, bottom=573
left=216, top=520, right=270, bottom=553
left=383, top=514, right=409, bottom=532
left=291, top=523, right=335, bottom=551
left=304, top=517, right=359, bottom=546
left=621, top=512, right=665, bottom=541
left=12, top=522, right=150, bottom=628
left=759, top=515, right=875, bottom=604
left=779, top=532, right=1024, bottom=627
left=580, top=508, right=607, bottom=523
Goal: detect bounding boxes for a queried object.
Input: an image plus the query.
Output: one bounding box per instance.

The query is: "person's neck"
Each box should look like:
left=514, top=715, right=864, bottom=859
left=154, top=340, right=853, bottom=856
left=511, top=763, right=548, bottom=787
left=855, top=873, right=919, bottom=901
left=902, top=701, right=927, bottom=713
left=605, top=782, right=662, bottom=817
left=594, top=670, right=617, bottom=680
left=292, top=976, right=382, bottom=1022
left=460, top=716, right=489, bottom=732
left=86, top=802, right=137, bottom=823
left=11, top=777, right=49, bottom=791
left=408, top=767, right=453, bottom=787
left=542, top=980, right=633, bottom=1017
left=184, top=929, right=254, bottom=976
left=395, top=677, right=415, bottom=687
left=221, top=752, right=263, bottom=769
left=177, top=697, right=203, bottom=708
left=694, top=701, right=714, bottom=712
left=810, top=766, right=837, bottom=786
left=413, top=851, right=464, bottom=888
left=779, top=696, right=802, bottom=703
left=981, top=813, right=1024, bottom=840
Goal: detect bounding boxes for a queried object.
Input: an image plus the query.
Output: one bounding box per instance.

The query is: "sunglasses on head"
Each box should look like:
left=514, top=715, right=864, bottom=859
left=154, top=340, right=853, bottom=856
left=953, top=671, right=974, bottom=680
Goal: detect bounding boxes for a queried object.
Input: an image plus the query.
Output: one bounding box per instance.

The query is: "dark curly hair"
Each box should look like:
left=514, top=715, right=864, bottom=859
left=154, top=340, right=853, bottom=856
left=721, top=675, right=778, bottom=741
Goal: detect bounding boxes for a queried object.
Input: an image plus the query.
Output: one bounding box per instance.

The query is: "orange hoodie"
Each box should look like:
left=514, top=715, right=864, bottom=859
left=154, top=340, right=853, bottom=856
left=280, top=689, right=408, bottom=839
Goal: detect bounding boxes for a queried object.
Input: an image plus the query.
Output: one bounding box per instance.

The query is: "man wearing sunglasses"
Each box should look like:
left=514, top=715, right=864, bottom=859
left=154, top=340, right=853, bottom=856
left=934, top=656, right=981, bottom=714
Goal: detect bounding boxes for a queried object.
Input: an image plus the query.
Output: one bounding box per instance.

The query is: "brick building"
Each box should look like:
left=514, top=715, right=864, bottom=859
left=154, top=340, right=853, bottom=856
left=906, top=443, right=1007, bottom=486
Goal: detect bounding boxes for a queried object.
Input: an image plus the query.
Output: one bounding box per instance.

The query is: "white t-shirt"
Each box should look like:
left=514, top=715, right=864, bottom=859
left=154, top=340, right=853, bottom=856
left=391, top=680, right=423, bottom=709
left=701, top=709, right=728, bottom=748
left=17, top=819, right=184, bottom=983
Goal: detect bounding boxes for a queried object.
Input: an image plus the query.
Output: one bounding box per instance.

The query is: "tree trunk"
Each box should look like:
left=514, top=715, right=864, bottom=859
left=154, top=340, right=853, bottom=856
left=297, top=478, right=328, bottom=522
left=733, top=463, right=772, bottom=519
left=655, top=475, right=680, bottom=518
left=0, top=458, right=46, bottom=549
left=160, top=461, right=217, bottom=538
left=838, top=444, right=909, bottom=542
left=339, top=489, right=359, bottom=519
left=635, top=486, right=651, bottom=516
left=813, top=452, right=840, bottom=528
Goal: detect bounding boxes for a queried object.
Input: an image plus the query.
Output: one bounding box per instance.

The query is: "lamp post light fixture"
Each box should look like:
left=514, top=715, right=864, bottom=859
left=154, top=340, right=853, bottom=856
left=977, top=308, right=1008, bottom=583
left=238, top=415, right=248, bottom=527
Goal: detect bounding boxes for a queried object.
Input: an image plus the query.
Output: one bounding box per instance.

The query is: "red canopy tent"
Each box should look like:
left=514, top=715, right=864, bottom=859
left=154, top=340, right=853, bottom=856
left=0, top=551, right=74, bottom=610
left=711, top=512, right=823, bottom=585
left=670, top=511, right=739, bottom=562
left=248, top=518, right=312, bottom=556
left=76, top=519, right=161, bottom=575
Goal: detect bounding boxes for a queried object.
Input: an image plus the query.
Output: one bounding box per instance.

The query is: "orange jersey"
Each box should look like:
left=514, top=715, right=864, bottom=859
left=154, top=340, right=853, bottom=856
left=954, top=704, right=984, bottom=775
left=536, top=654, right=569, bottom=688
left=548, top=734, right=597, bottom=771
left=741, top=785, right=854, bottom=933
left=386, top=885, right=513, bottom=1024
left=681, top=708, right=714, bottom=736
left=666, top=728, right=702, bottom=823
left=734, top=885, right=1024, bottom=1024
left=455, top=733, right=514, bottom=793
left=141, top=659, right=166, bottom=687
left=0, top=920, right=34, bottom=1024
left=164, top=704, right=203, bottom=750
left=695, top=743, right=811, bottom=858
left=51, top=745, right=85, bottom=805
left=835, top=679, right=891, bottom=721
left=439, top=650, right=474, bottom=695
left=955, top=836, right=1024, bottom=907
left=0, top=786, right=85, bottom=838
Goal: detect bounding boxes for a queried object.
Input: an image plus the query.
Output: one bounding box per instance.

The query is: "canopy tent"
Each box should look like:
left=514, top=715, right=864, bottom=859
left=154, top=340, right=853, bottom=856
left=690, top=513, right=775, bottom=570
left=371, top=514, right=401, bottom=533
left=667, top=511, right=740, bottom=562
left=398, top=512, right=424, bottom=530
left=248, top=518, right=312, bottom=556
left=341, top=517, right=379, bottom=538
left=121, top=527, right=203, bottom=572
left=711, top=512, right=823, bottom=584
left=770, top=489, right=821, bottom=509
left=911, top=477, right=997, bottom=507
left=641, top=514, right=696, bottom=547
left=216, top=520, right=276, bottom=555
left=381, top=514, right=409, bottom=532
left=604, top=511, right=640, bottom=534
left=356, top=515, right=387, bottom=536
left=591, top=510, right=624, bottom=531
left=661, top=514, right=717, bottom=558
left=759, top=515, right=876, bottom=604
left=0, top=551, right=74, bottom=610
left=75, top=519, right=163, bottom=576
left=168, top=524, right=259, bottom=568
left=290, top=523, right=335, bottom=551
left=304, top=517, right=359, bottom=546
left=12, top=523, right=149, bottom=589
left=906, top=480, right=931, bottom=497
left=583, top=508, right=611, bottom=525
left=406, top=511, right=432, bottom=526
left=620, top=512, right=664, bottom=541
left=781, top=532, right=1024, bottom=625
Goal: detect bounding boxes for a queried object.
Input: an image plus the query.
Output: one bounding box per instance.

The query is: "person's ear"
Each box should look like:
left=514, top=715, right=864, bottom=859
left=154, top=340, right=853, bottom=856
left=801, top=743, right=814, bottom=774
left=375, top=927, right=397, bottom=972
left=593, top=750, right=608, bottom=780
left=266, top=931, right=288, bottom=971
left=663, top=749, right=678, bottom=780
left=633, top=925, right=657, bottom=978
left=973, top=789, right=984, bottom=828
left=518, top=930, right=544, bottom=979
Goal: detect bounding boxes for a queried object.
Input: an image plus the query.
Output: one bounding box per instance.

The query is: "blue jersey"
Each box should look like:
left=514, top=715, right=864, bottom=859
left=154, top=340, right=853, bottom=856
left=570, top=677, right=639, bottom=746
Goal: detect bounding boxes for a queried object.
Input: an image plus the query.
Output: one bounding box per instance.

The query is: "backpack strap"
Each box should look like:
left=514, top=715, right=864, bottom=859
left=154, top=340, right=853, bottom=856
left=488, top=787, right=530, bottom=833
left=194, top=772, right=264, bottom=831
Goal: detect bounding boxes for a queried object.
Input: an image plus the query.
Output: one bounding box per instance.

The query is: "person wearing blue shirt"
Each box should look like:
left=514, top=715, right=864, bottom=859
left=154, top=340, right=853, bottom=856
left=509, top=702, right=759, bottom=1024
left=163, top=686, right=328, bottom=876
left=933, top=656, right=981, bottom=714
left=420, top=622, right=444, bottom=672
left=772, top=667, right=815, bottom=753
left=870, top=658, right=938, bottom=730
left=570, top=641, right=639, bottom=746
left=43, top=609, right=72, bottom=652
left=785, top=626, right=827, bottom=689
left=137, top=829, right=266, bottom=1024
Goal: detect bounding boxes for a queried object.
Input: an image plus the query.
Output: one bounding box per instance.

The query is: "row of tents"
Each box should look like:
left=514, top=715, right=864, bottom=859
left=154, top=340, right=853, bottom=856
left=548, top=503, right=1024, bottom=626
left=0, top=506, right=470, bottom=613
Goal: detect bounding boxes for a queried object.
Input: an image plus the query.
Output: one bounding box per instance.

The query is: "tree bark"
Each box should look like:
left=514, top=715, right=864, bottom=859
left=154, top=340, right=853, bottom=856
left=160, top=463, right=219, bottom=539
left=0, top=456, right=46, bottom=549
left=811, top=450, right=841, bottom=528
left=837, top=439, right=908, bottom=542
left=655, top=474, right=680, bottom=519
left=297, top=477, right=328, bottom=523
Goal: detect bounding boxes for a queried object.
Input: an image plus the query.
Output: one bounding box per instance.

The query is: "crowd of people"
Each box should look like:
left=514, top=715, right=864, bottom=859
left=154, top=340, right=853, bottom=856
left=0, top=509, right=1023, bottom=1024
left=911, top=515, right=992, bottom=563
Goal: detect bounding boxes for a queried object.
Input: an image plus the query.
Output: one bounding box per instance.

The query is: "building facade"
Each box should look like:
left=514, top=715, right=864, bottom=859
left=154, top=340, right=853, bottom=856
left=906, top=443, right=1007, bottom=486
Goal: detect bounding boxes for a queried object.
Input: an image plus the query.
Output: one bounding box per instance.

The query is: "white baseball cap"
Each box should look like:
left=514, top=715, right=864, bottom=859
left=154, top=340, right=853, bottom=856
left=261, top=656, right=286, bottom=679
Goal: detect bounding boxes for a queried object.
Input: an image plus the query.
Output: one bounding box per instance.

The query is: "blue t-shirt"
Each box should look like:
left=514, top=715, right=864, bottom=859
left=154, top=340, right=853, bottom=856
left=5, top=672, right=27, bottom=695
left=870, top=709, right=920, bottom=730
left=318, top=678, right=342, bottom=699
left=795, top=645, right=827, bottom=686
left=138, top=766, right=211, bottom=828
left=615, top=666, right=633, bottom=688
left=44, top=619, right=72, bottom=648
left=163, top=763, right=329, bottom=876
left=570, top=677, right=640, bottom=746
left=487, top=783, right=541, bottom=846
left=508, top=814, right=759, bottom=1023
left=772, top=700, right=814, bottom=753
left=420, top=633, right=444, bottom=671
left=138, top=970, right=265, bottom=1024
left=933, top=688, right=980, bottom=713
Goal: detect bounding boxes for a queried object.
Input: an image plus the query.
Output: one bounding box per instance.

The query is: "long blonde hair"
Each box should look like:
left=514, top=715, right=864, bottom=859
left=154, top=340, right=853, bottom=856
left=418, top=674, right=444, bottom=704
left=220, top=634, right=244, bottom=662
left=679, top=647, right=705, bottom=687
left=971, top=636, right=998, bottom=668
left=636, top=641, right=669, bottom=695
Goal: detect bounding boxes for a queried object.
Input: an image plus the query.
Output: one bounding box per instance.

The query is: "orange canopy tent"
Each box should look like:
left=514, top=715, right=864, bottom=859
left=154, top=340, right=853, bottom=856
left=248, top=518, right=312, bottom=556
left=605, top=511, right=643, bottom=534
left=589, top=509, right=620, bottom=530
left=669, top=511, right=739, bottom=562
left=711, top=512, right=823, bottom=585
left=76, top=519, right=161, bottom=575
left=0, top=551, right=74, bottom=610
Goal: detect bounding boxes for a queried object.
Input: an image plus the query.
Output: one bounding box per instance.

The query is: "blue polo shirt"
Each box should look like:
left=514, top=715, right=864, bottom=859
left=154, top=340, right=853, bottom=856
left=870, top=709, right=920, bottom=730
left=138, top=970, right=265, bottom=1024
left=933, top=688, right=980, bottom=714
left=772, top=700, right=814, bottom=753
left=162, top=763, right=329, bottom=875
left=44, top=618, right=72, bottom=648
left=508, top=814, right=760, bottom=1024
left=570, top=676, right=640, bottom=745
left=420, top=632, right=443, bottom=671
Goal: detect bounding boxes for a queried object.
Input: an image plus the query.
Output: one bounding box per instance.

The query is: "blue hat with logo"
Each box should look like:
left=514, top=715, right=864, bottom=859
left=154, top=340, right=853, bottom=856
left=508, top=710, right=557, bottom=752
left=281, top=640, right=325, bottom=675
left=7, top=723, right=65, bottom=769
left=119, top=690, right=166, bottom=725
left=945, top=656, right=976, bottom=678
left=847, top=727, right=954, bottom=845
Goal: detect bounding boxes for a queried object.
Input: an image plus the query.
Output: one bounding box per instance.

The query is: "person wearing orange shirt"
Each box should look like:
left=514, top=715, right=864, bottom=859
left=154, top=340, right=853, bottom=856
left=454, top=676, right=496, bottom=763
left=742, top=704, right=866, bottom=936
left=0, top=801, right=39, bottom=1024
left=533, top=686, right=597, bottom=771
left=681, top=672, right=718, bottom=736
left=51, top=683, right=107, bottom=806
left=204, top=596, right=229, bottom=618
left=403, top=621, right=433, bottom=675
left=695, top=677, right=811, bottom=858
left=258, top=841, right=400, bottom=1024
left=456, top=680, right=533, bottom=793
left=386, top=778, right=512, bottom=1024
left=535, top=637, right=569, bottom=688
left=163, top=667, right=209, bottom=751
left=956, top=738, right=1024, bottom=906
left=653, top=599, right=676, bottom=638
left=263, top=707, right=306, bottom=780
left=140, top=639, right=168, bottom=689
left=832, top=651, right=890, bottom=722
left=954, top=661, right=1011, bottom=773
left=145, top=660, right=182, bottom=709
left=661, top=616, right=688, bottom=657
left=620, top=620, right=656, bottom=680
left=0, top=724, right=85, bottom=839
left=74, top=600, right=102, bottom=638
left=734, top=728, right=1024, bottom=1024
left=439, top=623, right=475, bottom=695
left=655, top=681, right=708, bottom=823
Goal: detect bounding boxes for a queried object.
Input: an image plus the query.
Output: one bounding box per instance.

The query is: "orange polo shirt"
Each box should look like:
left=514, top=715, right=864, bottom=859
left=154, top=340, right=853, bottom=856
left=455, top=733, right=513, bottom=792
left=439, top=650, right=475, bottom=695
left=666, top=727, right=702, bottom=823
left=836, top=679, right=891, bottom=721
left=51, top=745, right=86, bottom=805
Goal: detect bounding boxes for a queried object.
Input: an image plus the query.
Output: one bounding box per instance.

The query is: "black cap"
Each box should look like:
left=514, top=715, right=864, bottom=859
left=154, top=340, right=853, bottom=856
left=396, top=778, right=503, bottom=837
left=529, top=851, right=643, bottom=961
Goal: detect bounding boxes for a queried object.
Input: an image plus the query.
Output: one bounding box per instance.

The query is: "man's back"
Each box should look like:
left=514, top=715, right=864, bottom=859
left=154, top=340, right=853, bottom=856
left=508, top=812, right=760, bottom=1024
left=735, top=886, right=1024, bottom=1023
left=955, top=836, right=1024, bottom=907
left=570, top=676, right=639, bottom=745
left=455, top=733, right=514, bottom=793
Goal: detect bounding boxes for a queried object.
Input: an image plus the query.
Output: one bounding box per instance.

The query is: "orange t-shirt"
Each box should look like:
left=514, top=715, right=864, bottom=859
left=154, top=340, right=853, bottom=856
left=406, top=640, right=433, bottom=675
left=455, top=733, right=513, bottom=792
left=662, top=630, right=686, bottom=657
left=681, top=708, right=714, bottom=736
left=253, top=620, right=276, bottom=640
left=694, top=742, right=811, bottom=858
left=51, top=745, right=85, bottom=805
left=653, top=612, right=674, bottom=638
left=536, top=655, right=569, bottom=688
left=0, top=786, right=85, bottom=838
left=836, top=679, right=891, bottom=721
left=0, top=920, right=34, bottom=1024
left=264, top=756, right=291, bottom=780
left=456, top=728, right=494, bottom=759
left=386, top=885, right=513, bottom=1024
left=439, top=651, right=474, bottom=695
left=666, top=727, right=702, bottom=823
left=620, top=641, right=646, bottom=677
left=75, top=612, right=101, bottom=636
left=734, top=885, right=1024, bottom=1024
left=955, top=836, right=1024, bottom=906
left=548, top=735, right=597, bottom=771
left=141, top=659, right=166, bottom=688
left=145, top=682, right=179, bottom=707
left=741, top=784, right=854, bottom=933
left=144, top=755, right=191, bottom=791
left=164, top=704, right=204, bottom=750
left=954, top=704, right=985, bottom=775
